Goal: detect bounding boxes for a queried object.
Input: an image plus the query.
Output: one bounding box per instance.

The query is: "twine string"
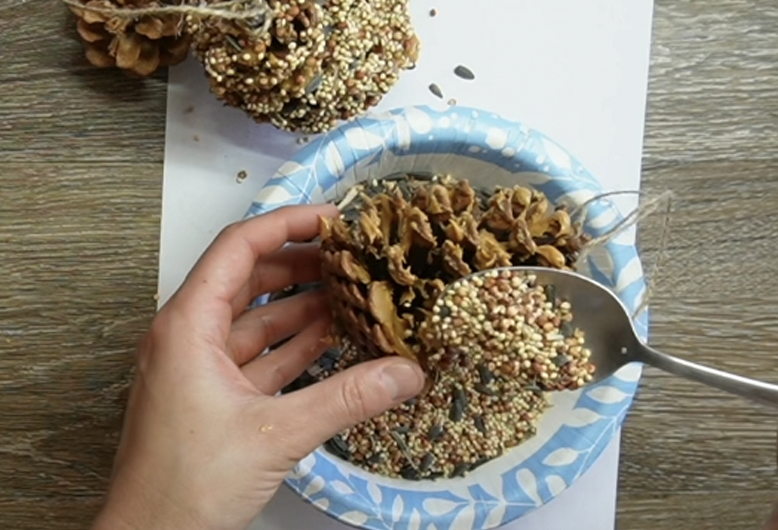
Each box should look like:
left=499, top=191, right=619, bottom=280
left=61, top=0, right=270, bottom=20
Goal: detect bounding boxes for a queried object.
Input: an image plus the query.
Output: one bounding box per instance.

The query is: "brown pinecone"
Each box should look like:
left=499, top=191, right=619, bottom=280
left=319, top=175, right=590, bottom=370
left=69, top=0, right=192, bottom=76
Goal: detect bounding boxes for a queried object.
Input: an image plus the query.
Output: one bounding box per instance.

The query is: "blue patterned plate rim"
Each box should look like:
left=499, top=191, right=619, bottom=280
left=244, top=105, right=647, bottom=530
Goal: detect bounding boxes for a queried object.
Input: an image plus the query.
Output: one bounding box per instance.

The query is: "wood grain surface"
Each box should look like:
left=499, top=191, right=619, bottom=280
left=1, top=1, right=777, bottom=529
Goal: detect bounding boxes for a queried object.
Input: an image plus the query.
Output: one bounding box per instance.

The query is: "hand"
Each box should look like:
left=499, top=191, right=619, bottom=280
left=92, top=205, right=425, bottom=530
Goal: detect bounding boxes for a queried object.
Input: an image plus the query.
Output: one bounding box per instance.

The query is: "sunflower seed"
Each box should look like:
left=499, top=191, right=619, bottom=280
left=325, top=435, right=351, bottom=459
left=560, top=321, right=574, bottom=338
left=428, top=424, right=445, bottom=441
left=367, top=452, right=384, bottom=464
left=477, top=364, right=494, bottom=385
left=419, top=453, right=436, bottom=472
left=544, top=284, right=557, bottom=309
left=454, top=65, right=475, bottom=80
left=428, top=83, right=444, bottom=99
left=469, top=456, right=491, bottom=471
left=393, top=425, right=411, bottom=435
left=453, top=462, right=469, bottom=477
left=553, top=354, right=571, bottom=367
left=449, top=399, right=464, bottom=422
left=475, top=382, right=497, bottom=396
left=474, top=415, right=487, bottom=433
left=401, top=465, right=420, bottom=480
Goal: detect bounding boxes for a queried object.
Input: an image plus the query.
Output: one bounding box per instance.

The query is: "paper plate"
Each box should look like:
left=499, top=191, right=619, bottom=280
left=245, top=105, right=647, bottom=530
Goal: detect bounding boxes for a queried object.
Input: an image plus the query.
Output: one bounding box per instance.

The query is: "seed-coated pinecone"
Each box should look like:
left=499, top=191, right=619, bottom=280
left=69, top=0, right=191, bottom=76
left=319, top=175, right=590, bottom=369
left=187, top=0, right=419, bottom=133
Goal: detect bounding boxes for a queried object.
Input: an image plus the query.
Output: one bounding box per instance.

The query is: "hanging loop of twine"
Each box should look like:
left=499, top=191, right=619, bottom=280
left=61, top=0, right=270, bottom=21
left=572, top=188, right=675, bottom=319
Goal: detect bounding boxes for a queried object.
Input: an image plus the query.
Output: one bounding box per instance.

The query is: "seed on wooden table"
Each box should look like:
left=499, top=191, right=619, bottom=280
left=454, top=65, right=475, bottom=80
left=428, top=83, right=444, bottom=99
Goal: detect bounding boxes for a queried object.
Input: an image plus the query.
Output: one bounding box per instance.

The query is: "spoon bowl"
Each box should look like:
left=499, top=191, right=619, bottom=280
left=438, top=266, right=778, bottom=408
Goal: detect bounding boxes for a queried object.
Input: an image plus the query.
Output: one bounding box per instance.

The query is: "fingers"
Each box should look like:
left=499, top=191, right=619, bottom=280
left=241, top=316, right=332, bottom=394
left=274, top=358, right=425, bottom=459
left=227, top=290, right=329, bottom=365
left=167, top=204, right=338, bottom=331
left=231, top=243, right=323, bottom=316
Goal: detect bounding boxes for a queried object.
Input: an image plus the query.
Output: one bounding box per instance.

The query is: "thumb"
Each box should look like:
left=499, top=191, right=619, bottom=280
left=278, top=357, right=425, bottom=458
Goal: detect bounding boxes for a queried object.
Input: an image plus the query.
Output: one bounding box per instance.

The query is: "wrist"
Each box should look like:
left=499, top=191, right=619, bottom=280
left=91, top=474, right=212, bottom=530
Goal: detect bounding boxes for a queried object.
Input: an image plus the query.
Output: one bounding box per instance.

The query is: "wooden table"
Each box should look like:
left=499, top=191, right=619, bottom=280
left=2, top=1, right=777, bottom=528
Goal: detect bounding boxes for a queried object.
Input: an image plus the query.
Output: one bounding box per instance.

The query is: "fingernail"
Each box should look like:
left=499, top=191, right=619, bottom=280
left=380, top=361, right=424, bottom=401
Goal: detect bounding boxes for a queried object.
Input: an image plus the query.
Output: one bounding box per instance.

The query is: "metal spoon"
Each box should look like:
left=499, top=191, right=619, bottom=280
left=437, top=266, right=778, bottom=408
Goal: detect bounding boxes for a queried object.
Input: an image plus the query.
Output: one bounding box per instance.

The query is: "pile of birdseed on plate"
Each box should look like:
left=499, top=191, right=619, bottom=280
left=278, top=174, right=596, bottom=480
left=281, top=271, right=594, bottom=481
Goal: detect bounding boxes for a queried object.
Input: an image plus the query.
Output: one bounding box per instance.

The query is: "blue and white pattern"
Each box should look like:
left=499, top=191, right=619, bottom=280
left=245, top=105, right=647, bottom=530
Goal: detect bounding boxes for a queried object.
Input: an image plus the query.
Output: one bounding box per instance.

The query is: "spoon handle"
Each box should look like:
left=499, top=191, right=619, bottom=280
left=636, top=343, right=778, bottom=408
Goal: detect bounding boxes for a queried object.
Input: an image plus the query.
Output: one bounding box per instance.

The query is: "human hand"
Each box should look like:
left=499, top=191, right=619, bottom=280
left=92, top=205, right=425, bottom=530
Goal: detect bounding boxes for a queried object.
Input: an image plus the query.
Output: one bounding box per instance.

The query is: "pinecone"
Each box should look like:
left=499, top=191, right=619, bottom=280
left=69, top=0, right=192, bottom=76
left=187, top=0, right=419, bottom=133
left=319, top=175, right=590, bottom=370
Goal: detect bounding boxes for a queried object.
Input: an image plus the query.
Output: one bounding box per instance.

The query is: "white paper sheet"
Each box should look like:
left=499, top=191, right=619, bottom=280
left=160, top=1, right=654, bottom=528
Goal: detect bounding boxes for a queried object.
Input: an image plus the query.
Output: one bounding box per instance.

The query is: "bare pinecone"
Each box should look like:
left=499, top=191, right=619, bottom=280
left=69, top=0, right=191, bottom=76
left=319, top=175, right=590, bottom=369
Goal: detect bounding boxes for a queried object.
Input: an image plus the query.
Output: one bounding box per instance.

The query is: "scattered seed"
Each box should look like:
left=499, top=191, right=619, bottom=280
left=454, top=65, right=475, bottom=81
left=428, top=83, right=444, bottom=99
left=447, top=97, right=457, bottom=106
left=184, top=105, right=194, bottom=114
left=193, top=134, right=200, bottom=142
left=236, top=170, right=248, bottom=183
left=429, top=8, right=437, bottom=17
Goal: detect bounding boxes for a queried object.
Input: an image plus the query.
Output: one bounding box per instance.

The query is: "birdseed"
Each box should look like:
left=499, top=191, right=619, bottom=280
left=428, top=82, right=444, bottom=99
left=300, top=270, right=593, bottom=480
left=454, top=65, right=476, bottom=80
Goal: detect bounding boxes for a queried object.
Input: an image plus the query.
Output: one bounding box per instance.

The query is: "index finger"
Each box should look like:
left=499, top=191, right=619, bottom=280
left=177, top=204, right=337, bottom=312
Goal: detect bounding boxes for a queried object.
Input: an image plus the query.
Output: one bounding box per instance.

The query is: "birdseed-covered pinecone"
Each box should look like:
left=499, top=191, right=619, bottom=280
left=187, top=0, right=419, bottom=134
left=69, top=0, right=191, bottom=76
left=319, top=175, right=591, bottom=371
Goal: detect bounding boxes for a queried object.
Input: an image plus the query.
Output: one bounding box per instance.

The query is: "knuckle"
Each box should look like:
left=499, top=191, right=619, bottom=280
left=336, top=375, right=372, bottom=422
